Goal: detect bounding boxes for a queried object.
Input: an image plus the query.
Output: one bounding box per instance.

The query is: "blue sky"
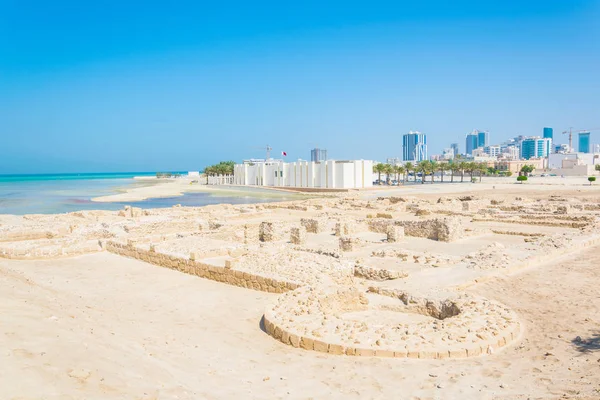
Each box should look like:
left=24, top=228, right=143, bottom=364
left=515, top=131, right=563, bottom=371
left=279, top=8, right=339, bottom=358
left=1, top=0, right=599, bottom=173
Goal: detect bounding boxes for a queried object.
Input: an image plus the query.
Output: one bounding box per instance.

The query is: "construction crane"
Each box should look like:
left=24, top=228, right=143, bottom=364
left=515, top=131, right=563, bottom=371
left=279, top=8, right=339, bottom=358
left=562, top=128, right=600, bottom=152
left=252, top=145, right=273, bottom=160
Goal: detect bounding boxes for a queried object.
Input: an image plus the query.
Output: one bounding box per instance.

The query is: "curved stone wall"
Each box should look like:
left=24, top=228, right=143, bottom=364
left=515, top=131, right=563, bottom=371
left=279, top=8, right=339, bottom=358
left=263, top=285, right=521, bottom=359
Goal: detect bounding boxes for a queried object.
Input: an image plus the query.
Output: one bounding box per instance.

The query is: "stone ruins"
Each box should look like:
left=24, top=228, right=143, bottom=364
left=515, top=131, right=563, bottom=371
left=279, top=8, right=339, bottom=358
left=2, top=193, right=599, bottom=358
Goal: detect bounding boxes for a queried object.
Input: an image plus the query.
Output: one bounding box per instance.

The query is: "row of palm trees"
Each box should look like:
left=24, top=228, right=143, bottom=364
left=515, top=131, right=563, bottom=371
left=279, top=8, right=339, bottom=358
left=373, top=160, right=490, bottom=185
left=203, top=161, right=235, bottom=176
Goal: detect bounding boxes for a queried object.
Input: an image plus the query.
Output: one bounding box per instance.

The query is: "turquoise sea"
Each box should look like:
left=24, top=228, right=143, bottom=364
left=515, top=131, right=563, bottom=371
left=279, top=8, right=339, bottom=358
left=0, top=173, right=302, bottom=215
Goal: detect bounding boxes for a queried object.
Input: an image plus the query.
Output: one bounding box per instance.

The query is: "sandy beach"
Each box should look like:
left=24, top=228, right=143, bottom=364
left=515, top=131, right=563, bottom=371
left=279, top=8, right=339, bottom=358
left=1, top=180, right=600, bottom=399
left=91, top=177, right=307, bottom=203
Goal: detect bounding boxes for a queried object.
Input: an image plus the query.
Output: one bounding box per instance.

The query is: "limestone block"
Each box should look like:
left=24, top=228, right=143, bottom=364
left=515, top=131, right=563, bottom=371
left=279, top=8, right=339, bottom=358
left=300, top=337, right=314, bottom=350
left=386, top=225, right=405, bottom=242
left=300, top=218, right=324, bottom=233
left=259, top=222, right=284, bottom=242
left=356, top=348, right=376, bottom=357
left=290, top=226, right=307, bottom=245
left=244, top=224, right=259, bottom=244
left=339, top=237, right=362, bottom=252
left=328, top=343, right=344, bottom=355
left=289, top=334, right=300, bottom=348
left=313, top=340, right=329, bottom=353
left=375, top=349, right=394, bottom=358
left=368, top=219, right=394, bottom=233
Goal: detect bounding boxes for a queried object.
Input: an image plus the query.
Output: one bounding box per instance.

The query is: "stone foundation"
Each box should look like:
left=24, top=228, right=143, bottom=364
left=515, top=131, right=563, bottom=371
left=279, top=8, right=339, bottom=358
left=263, top=285, right=521, bottom=359
left=105, top=241, right=299, bottom=294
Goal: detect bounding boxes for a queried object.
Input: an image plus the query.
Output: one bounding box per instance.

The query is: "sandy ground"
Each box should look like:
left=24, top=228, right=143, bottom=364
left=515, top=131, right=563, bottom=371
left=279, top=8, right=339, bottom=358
left=1, top=249, right=598, bottom=399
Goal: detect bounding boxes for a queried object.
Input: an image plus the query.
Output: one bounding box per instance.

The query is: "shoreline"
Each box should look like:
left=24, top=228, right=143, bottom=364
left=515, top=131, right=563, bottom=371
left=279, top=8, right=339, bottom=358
left=91, top=178, right=313, bottom=203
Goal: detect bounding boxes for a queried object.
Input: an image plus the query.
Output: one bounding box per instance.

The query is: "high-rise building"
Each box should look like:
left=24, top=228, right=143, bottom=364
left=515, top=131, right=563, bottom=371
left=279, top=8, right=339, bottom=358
left=465, top=132, right=478, bottom=156
left=484, top=145, right=501, bottom=157
left=543, top=127, right=553, bottom=140
left=521, top=137, right=552, bottom=160
left=310, top=148, right=328, bottom=162
left=477, top=131, right=489, bottom=148
left=402, top=131, right=427, bottom=162
left=578, top=132, right=591, bottom=153
left=450, top=143, right=459, bottom=157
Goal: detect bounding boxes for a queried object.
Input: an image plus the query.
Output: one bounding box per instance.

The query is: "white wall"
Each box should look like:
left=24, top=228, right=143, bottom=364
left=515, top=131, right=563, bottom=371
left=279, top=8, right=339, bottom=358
left=234, top=160, right=373, bottom=189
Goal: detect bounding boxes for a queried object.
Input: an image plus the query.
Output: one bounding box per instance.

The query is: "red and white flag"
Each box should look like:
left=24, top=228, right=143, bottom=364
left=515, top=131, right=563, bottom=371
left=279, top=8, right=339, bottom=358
left=282, top=151, right=287, bottom=156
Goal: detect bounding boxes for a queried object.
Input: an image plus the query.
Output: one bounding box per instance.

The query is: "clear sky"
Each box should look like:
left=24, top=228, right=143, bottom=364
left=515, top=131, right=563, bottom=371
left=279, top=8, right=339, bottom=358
left=1, top=0, right=599, bottom=173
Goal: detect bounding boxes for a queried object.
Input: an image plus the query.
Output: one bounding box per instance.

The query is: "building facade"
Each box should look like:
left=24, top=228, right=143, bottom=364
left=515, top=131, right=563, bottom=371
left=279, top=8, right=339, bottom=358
left=521, top=137, right=552, bottom=160
left=484, top=145, right=501, bottom=157
left=402, top=131, right=427, bottom=161
left=465, top=132, right=478, bottom=156
left=543, top=127, right=553, bottom=140
left=477, top=130, right=489, bottom=148
left=234, top=159, right=373, bottom=189
left=578, top=132, right=591, bottom=153
left=450, top=143, right=459, bottom=157
left=310, top=148, right=328, bottom=162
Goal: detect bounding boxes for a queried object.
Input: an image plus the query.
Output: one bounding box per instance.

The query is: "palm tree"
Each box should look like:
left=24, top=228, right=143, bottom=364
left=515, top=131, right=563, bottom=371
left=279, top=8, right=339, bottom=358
left=383, top=164, right=394, bottom=184
left=373, top=163, right=385, bottom=184
left=417, top=161, right=430, bottom=184
left=478, top=163, right=487, bottom=182
left=429, top=160, right=438, bottom=183
left=467, top=162, right=477, bottom=181
left=395, top=165, right=406, bottom=185
left=439, top=162, right=447, bottom=183
left=459, top=162, right=467, bottom=182
left=450, top=162, right=457, bottom=183
left=405, top=162, right=414, bottom=183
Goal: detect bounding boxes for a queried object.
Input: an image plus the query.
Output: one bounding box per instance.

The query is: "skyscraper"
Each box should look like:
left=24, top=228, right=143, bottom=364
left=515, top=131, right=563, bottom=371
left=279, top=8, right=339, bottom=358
left=578, top=132, right=591, bottom=153
left=465, top=132, right=478, bottom=156
left=310, top=148, right=327, bottom=162
left=543, top=127, right=553, bottom=140
left=477, top=131, right=489, bottom=148
left=521, top=137, right=552, bottom=159
left=450, top=143, right=459, bottom=157
left=402, top=131, right=427, bottom=162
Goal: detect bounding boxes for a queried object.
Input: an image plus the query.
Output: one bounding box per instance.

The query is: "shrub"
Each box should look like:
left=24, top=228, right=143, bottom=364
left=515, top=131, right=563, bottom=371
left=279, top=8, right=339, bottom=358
left=517, top=175, right=528, bottom=183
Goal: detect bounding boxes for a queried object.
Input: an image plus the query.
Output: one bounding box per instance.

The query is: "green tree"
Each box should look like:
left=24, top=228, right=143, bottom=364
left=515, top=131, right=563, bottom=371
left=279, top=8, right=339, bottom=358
left=429, top=160, right=438, bottom=183
left=588, top=176, right=596, bottom=185
left=595, top=164, right=600, bottom=172
left=373, top=163, right=385, bottom=184
left=458, top=162, right=467, bottom=182
left=439, top=162, right=448, bottom=183
left=405, top=162, right=414, bottom=183
left=517, top=175, right=528, bottom=183
left=417, top=160, right=430, bottom=184
left=395, top=165, right=406, bottom=184
left=520, top=164, right=535, bottom=176
left=478, top=163, right=487, bottom=182
left=383, top=164, right=394, bottom=184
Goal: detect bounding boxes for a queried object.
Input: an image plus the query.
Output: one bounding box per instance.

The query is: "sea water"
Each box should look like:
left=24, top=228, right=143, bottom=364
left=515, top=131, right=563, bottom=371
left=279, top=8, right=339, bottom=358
left=0, top=173, right=302, bottom=215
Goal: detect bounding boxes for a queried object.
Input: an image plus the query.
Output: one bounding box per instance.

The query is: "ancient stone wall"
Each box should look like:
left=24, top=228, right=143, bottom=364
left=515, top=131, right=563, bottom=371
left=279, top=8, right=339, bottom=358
left=105, top=241, right=299, bottom=294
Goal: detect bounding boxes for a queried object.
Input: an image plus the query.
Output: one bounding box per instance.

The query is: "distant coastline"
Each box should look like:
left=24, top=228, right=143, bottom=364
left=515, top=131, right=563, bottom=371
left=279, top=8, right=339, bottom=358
left=0, top=172, right=187, bottom=183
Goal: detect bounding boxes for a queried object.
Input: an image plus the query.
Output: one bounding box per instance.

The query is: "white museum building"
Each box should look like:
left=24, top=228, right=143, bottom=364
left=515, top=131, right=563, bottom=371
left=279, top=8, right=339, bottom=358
left=233, top=159, right=374, bottom=189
